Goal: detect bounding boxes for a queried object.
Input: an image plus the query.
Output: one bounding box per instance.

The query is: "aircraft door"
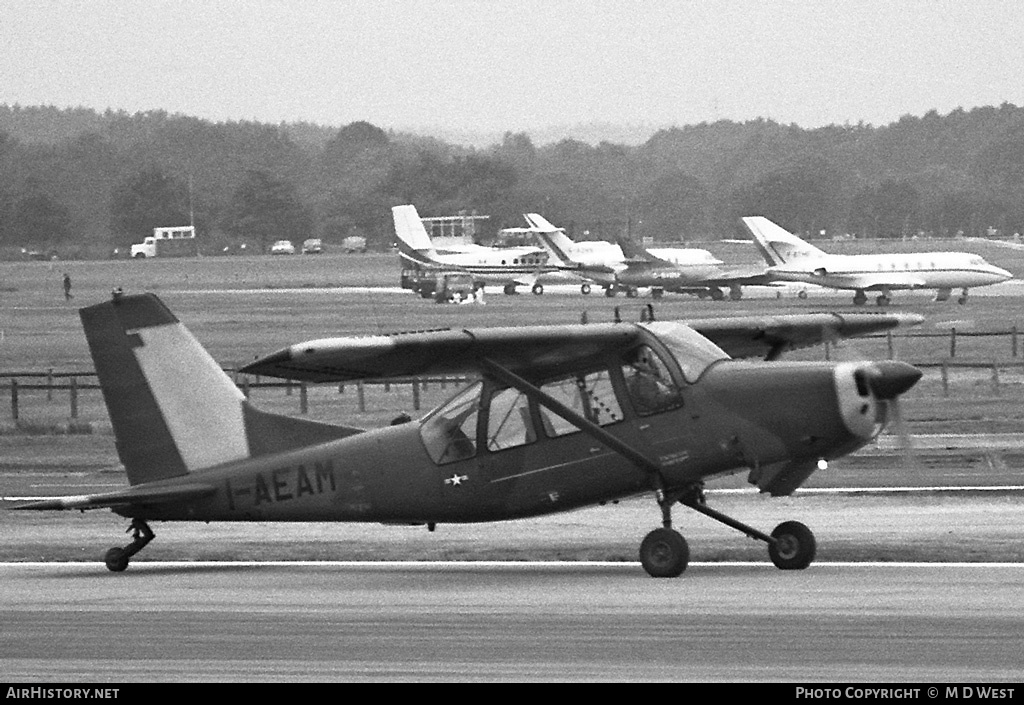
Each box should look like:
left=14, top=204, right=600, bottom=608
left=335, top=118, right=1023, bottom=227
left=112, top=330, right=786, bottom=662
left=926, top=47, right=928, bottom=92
left=482, top=370, right=646, bottom=512
left=619, top=344, right=697, bottom=479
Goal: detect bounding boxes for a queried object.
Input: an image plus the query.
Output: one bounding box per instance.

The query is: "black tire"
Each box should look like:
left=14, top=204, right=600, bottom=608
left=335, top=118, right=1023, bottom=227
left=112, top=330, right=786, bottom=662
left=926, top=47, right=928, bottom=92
left=531, top=284, right=543, bottom=295
left=604, top=286, right=617, bottom=298
left=104, top=547, right=129, bottom=573
left=639, top=528, right=689, bottom=578
left=768, top=521, right=816, bottom=570
left=581, top=283, right=591, bottom=295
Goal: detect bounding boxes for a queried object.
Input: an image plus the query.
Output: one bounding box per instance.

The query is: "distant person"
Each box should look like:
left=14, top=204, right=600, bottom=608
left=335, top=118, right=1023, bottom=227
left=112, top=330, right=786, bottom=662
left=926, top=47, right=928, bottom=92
left=62, top=273, right=72, bottom=301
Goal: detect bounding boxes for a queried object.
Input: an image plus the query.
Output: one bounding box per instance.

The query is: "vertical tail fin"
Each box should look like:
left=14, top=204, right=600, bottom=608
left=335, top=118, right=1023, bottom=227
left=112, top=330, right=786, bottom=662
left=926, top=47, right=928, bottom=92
left=524, top=213, right=577, bottom=266
left=81, top=293, right=359, bottom=486
left=741, top=216, right=827, bottom=265
left=392, top=204, right=439, bottom=260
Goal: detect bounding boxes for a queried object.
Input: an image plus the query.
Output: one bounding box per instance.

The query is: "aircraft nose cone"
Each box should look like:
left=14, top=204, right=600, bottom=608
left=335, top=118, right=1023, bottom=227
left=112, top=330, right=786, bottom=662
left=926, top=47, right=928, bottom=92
left=867, top=360, right=922, bottom=400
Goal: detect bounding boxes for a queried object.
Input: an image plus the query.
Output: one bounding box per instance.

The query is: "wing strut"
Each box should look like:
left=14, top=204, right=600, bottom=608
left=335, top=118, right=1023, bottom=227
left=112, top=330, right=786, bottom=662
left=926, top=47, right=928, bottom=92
left=479, top=358, right=665, bottom=484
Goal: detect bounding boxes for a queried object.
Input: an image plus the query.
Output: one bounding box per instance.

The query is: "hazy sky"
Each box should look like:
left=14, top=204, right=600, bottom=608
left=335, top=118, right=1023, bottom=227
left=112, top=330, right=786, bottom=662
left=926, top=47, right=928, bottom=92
left=3, top=1, right=1023, bottom=137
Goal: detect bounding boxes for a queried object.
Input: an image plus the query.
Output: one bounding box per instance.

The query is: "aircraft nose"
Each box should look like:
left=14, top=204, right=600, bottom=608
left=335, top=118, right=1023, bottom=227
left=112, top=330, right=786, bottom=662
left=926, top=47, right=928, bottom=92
left=866, top=360, right=922, bottom=400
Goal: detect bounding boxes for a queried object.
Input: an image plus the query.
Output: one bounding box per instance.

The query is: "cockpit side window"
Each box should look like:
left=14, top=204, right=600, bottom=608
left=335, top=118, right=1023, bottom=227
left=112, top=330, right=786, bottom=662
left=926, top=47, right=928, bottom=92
left=486, top=386, right=536, bottom=451
left=621, top=344, right=684, bottom=416
left=537, top=369, right=623, bottom=437
left=420, top=381, right=481, bottom=464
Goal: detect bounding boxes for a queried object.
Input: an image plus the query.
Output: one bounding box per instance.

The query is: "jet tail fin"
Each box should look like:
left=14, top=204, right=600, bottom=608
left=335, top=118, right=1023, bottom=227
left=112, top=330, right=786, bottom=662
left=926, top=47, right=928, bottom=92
left=741, top=216, right=828, bottom=265
left=524, top=213, right=578, bottom=266
left=81, top=293, right=360, bottom=486
left=615, top=234, right=669, bottom=265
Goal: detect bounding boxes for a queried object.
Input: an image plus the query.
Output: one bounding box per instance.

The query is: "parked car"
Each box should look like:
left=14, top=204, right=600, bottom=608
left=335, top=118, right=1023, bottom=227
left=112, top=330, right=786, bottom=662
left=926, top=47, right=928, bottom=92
left=270, top=240, right=295, bottom=255
left=301, top=238, right=323, bottom=254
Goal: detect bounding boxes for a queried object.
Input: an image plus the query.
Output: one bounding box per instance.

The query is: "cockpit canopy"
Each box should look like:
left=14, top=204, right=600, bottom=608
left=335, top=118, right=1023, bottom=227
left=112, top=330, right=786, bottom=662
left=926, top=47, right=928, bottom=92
left=418, top=321, right=730, bottom=465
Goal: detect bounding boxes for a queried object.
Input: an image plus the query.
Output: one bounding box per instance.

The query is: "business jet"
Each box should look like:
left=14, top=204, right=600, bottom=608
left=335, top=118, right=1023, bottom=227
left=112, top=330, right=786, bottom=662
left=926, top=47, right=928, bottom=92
left=394, top=205, right=567, bottom=295
left=742, top=216, right=1013, bottom=306
left=525, top=213, right=768, bottom=299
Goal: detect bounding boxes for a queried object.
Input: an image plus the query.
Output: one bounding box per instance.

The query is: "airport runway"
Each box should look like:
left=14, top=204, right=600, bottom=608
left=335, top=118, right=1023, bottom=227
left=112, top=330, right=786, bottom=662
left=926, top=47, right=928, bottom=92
left=1, top=561, right=1022, bottom=682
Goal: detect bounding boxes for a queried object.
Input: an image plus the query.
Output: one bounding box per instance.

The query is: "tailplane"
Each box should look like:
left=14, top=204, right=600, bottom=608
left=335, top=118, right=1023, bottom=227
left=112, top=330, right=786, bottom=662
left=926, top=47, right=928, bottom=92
left=81, top=293, right=360, bottom=486
left=741, top=216, right=828, bottom=266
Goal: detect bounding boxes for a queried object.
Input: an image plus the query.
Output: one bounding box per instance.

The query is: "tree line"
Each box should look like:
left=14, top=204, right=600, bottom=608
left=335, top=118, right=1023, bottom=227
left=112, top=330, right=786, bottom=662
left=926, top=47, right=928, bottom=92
left=2, top=102, right=1024, bottom=257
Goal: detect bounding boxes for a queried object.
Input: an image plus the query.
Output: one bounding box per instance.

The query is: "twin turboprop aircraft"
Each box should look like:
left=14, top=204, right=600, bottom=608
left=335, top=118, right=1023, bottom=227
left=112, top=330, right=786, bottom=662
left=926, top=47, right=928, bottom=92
left=11, top=291, right=923, bottom=576
left=394, top=204, right=568, bottom=295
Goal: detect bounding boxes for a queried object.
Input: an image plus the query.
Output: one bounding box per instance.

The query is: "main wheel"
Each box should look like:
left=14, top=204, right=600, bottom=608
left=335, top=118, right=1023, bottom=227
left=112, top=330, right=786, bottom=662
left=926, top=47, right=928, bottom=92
left=581, top=283, right=591, bottom=295
left=104, top=546, right=130, bottom=573
left=639, top=528, right=689, bottom=578
left=531, top=283, right=544, bottom=295
left=768, top=520, right=816, bottom=570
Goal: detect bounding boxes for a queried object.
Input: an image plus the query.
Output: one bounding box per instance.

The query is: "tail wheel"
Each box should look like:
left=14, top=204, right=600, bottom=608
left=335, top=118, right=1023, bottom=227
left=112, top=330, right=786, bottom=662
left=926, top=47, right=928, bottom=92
left=639, top=528, right=689, bottom=578
left=104, top=547, right=130, bottom=573
left=768, top=520, right=816, bottom=570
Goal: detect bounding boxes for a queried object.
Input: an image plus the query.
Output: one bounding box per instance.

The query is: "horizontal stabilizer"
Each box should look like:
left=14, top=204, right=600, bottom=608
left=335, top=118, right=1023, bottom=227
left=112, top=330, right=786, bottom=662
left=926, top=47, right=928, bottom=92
left=9, top=483, right=216, bottom=511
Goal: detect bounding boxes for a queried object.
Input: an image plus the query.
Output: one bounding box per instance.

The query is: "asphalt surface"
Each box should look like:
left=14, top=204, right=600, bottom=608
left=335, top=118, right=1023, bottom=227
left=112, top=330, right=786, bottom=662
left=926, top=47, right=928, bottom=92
left=1, top=561, right=1022, bottom=682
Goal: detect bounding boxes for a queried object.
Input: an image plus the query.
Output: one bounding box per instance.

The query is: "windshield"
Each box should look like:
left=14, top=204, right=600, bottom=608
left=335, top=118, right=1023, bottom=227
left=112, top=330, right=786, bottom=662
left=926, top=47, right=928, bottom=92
left=419, top=381, right=481, bottom=464
left=639, top=321, right=729, bottom=383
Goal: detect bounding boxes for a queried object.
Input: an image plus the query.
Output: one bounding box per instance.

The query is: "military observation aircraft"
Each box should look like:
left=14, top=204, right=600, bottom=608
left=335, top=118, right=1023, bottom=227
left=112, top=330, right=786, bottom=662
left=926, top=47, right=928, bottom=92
left=11, top=292, right=922, bottom=576
left=742, top=216, right=1013, bottom=306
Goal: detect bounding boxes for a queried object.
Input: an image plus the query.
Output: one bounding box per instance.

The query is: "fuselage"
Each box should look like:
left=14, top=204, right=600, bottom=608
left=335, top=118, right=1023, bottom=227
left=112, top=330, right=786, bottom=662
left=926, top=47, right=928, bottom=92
left=399, top=247, right=565, bottom=286
left=123, top=357, right=887, bottom=525
left=768, top=252, right=1012, bottom=291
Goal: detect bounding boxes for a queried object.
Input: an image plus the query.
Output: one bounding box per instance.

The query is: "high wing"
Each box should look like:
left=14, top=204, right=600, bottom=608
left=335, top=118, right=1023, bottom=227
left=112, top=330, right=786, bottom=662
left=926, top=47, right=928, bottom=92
left=242, top=312, right=922, bottom=382
left=685, top=312, right=922, bottom=360
left=9, top=482, right=216, bottom=511
left=243, top=323, right=641, bottom=383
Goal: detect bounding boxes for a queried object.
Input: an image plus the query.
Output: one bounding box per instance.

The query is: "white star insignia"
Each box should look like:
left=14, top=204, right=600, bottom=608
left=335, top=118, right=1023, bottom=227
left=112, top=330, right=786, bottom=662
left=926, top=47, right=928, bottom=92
left=445, top=474, right=468, bottom=487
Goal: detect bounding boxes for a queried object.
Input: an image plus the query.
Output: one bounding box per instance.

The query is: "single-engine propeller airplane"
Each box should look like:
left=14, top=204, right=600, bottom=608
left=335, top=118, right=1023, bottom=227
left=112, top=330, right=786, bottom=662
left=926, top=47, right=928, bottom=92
left=10, top=292, right=923, bottom=577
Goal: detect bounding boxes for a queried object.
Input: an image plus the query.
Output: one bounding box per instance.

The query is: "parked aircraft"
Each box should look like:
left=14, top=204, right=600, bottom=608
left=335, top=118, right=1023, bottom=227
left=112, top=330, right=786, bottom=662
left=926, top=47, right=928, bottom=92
left=10, top=291, right=921, bottom=577
left=613, top=233, right=773, bottom=300
left=742, top=216, right=1013, bottom=306
left=394, top=205, right=566, bottom=295
left=525, top=213, right=770, bottom=299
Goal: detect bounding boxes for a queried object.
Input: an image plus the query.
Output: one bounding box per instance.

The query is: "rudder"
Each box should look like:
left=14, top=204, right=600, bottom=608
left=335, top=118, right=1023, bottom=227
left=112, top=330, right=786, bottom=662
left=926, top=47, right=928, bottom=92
left=81, top=293, right=361, bottom=487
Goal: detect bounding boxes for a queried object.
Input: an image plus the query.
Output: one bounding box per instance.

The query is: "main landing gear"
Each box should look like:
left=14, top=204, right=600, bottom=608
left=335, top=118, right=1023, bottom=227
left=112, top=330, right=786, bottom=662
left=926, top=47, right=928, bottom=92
left=104, top=518, right=154, bottom=572
left=638, top=484, right=816, bottom=577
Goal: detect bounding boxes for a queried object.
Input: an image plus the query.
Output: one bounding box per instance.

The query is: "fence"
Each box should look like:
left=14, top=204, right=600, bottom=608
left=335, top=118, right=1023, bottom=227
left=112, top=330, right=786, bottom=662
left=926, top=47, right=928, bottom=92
left=3, top=370, right=471, bottom=423
left=4, top=327, right=1024, bottom=423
